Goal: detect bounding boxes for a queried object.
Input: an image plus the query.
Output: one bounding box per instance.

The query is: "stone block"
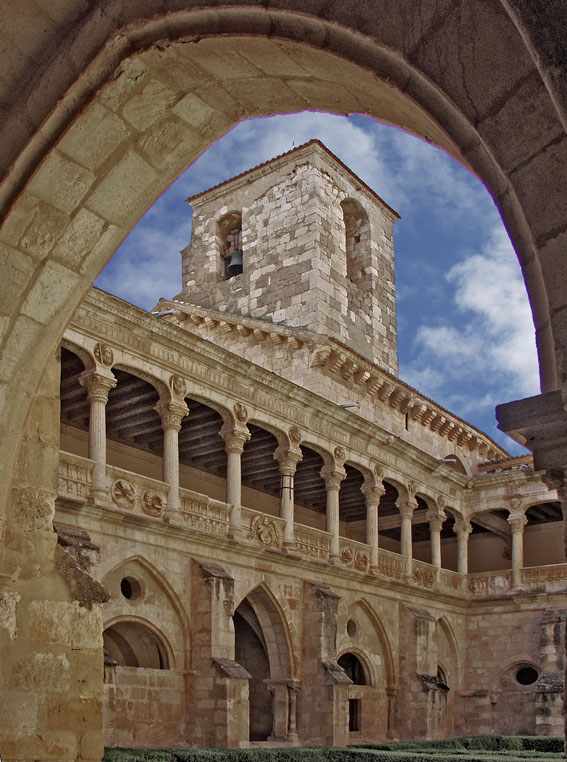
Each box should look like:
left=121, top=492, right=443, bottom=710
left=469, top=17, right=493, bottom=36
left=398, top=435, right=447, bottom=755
left=85, top=151, right=158, bottom=225
left=27, top=150, right=95, bottom=215
left=58, top=103, right=130, bottom=170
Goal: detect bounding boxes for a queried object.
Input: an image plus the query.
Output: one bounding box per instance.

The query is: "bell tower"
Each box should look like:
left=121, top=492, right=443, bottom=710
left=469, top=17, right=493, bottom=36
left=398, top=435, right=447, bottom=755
left=177, top=140, right=400, bottom=375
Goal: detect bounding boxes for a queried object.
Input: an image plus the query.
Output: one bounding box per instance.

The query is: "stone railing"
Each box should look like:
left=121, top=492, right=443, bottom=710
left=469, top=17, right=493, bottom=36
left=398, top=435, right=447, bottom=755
left=180, top=489, right=230, bottom=537
left=438, top=567, right=464, bottom=593
left=58, top=451, right=93, bottom=500
left=411, top=558, right=436, bottom=589
left=376, top=547, right=406, bottom=581
left=339, top=537, right=373, bottom=573
left=107, top=464, right=170, bottom=518
left=522, top=564, right=567, bottom=594
left=242, top=506, right=286, bottom=551
left=467, top=570, right=513, bottom=597
left=57, top=453, right=566, bottom=600
left=294, top=523, right=331, bottom=562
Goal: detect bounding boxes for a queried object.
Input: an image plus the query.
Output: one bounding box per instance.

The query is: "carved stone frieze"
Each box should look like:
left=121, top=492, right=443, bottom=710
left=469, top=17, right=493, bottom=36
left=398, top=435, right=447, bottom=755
left=247, top=515, right=280, bottom=548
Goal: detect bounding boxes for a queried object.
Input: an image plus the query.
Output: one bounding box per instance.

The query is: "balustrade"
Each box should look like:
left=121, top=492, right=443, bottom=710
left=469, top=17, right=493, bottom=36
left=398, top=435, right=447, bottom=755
left=57, top=451, right=567, bottom=599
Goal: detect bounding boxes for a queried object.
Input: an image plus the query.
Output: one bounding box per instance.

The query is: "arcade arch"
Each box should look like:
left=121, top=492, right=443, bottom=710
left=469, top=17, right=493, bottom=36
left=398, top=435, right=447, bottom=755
left=1, top=6, right=566, bottom=759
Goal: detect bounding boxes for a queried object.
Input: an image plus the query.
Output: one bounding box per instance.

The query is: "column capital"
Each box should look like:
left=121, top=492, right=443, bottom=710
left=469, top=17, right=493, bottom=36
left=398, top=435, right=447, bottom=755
left=427, top=515, right=444, bottom=533
left=274, top=444, right=302, bottom=474
left=219, top=422, right=250, bottom=453
left=79, top=369, right=116, bottom=403
left=396, top=498, right=417, bottom=518
left=454, top=518, right=472, bottom=535
left=320, top=463, right=346, bottom=491
left=361, top=477, right=385, bottom=505
left=155, top=400, right=189, bottom=431
left=508, top=512, right=528, bottom=532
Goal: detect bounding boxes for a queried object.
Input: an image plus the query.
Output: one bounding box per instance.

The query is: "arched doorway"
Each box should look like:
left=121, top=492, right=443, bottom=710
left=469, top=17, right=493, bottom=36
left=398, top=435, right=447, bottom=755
left=338, top=651, right=368, bottom=733
left=234, top=586, right=294, bottom=743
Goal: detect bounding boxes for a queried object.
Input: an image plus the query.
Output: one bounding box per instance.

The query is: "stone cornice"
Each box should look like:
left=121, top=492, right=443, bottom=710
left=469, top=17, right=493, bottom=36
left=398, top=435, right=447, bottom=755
left=155, top=297, right=508, bottom=462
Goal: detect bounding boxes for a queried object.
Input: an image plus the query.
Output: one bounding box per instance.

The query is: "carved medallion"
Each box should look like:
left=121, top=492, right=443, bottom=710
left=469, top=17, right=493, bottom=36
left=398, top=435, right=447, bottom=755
left=247, top=515, right=279, bottom=548
left=233, top=402, right=248, bottom=423
left=354, top=550, right=369, bottom=571
left=169, top=374, right=186, bottom=397
left=334, top=446, right=346, bottom=462
left=142, top=490, right=163, bottom=517
left=112, top=479, right=135, bottom=509
left=288, top=426, right=302, bottom=445
left=94, top=342, right=113, bottom=367
left=340, top=546, right=353, bottom=566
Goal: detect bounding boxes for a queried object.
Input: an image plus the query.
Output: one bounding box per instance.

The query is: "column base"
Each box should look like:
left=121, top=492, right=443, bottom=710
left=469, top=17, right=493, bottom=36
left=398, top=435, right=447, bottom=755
left=329, top=553, right=340, bottom=565
left=282, top=540, right=297, bottom=553
left=89, top=486, right=109, bottom=505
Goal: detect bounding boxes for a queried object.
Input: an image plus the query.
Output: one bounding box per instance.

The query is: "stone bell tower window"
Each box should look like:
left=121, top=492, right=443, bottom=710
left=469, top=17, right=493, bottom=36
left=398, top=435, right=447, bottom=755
left=218, top=210, right=243, bottom=281
left=341, top=198, right=370, bottom=288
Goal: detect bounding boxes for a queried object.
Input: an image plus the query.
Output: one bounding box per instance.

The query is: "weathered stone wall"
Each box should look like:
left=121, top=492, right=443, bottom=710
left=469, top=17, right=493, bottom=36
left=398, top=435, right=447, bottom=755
left=103, top=666, right=185, bottom=748
left=0, top=355, right=107, bottom=762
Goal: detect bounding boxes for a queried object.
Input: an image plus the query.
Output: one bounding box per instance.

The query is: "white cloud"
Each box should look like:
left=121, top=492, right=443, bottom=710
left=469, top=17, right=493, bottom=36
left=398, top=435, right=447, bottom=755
left=400, top=225, right=540, bottom=429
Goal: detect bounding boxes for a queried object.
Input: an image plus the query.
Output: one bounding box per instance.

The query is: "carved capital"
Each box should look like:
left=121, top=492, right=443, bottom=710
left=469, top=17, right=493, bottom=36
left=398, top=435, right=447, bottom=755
left=320, top=464, right=346, bottom=491
left=361, top=477, right=385, bottom=505
left=155, top=400, right=189, bottom=430
left=454, top=519, right=472, bottom=536
left=219, top=422, right=250, bottom=453
left=508, top=513, right=528, bottom=533
left=397, top=499, right=416, bottom=519
left=274, top=444, right=302, bottom=474
left=428, top=516, right=444, bottom=533
left=79, top=370, right=116, bottom=403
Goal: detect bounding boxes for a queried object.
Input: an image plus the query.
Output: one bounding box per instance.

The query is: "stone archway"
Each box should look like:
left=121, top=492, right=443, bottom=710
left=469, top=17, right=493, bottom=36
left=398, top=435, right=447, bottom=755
left=234, top=585, right=294, bottom=743
left=1, top=6, right=566, bottom=761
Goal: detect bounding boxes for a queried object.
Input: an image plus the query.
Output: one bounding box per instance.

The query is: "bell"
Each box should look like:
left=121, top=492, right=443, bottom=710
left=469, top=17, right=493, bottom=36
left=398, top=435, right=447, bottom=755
left=227, top=249, right=243, bottom=276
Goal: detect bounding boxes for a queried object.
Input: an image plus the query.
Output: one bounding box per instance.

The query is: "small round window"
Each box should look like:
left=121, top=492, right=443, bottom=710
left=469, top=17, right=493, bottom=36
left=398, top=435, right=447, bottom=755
left=347, top=619, right=358, bottom=638
left=515, top=666, right=538, bottom=686
left=120, top=576, right=142, bottom=601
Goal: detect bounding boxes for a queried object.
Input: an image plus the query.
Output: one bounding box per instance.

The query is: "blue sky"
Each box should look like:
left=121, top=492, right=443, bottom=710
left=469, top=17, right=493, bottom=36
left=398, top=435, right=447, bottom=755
left=95, top=112, right=539, bottom=455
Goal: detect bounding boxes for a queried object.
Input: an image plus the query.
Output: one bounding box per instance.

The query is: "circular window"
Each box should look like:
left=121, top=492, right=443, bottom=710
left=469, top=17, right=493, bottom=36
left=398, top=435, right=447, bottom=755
left=347, top=619, right=358, bottom=638
left=120, top=576, right=142, bottom=601
left=515, top=666, right=539, bottom=685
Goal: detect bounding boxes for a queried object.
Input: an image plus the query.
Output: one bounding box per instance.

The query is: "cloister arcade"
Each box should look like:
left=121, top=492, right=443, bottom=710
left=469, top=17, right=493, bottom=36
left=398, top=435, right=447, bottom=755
left=1, top=4, right=566, bottom=757
left=49, top=285, right=567, bottom=748
left=59, top=340, right=563, bottom=583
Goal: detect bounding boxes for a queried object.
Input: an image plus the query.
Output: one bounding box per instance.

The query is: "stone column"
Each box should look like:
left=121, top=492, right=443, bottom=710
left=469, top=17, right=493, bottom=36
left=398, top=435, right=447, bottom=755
left=508, top=512, right=527, bottom=591
left=274, top=443, right=302, bottom=551
left=220, top=422, right=250, bottom=539
left=321, top=453, right=346, bottom=563
left=155, top=400, right=188, bottom=520
left=288, top=682, right=301, bottom=743
left=397, top=488, right=418, bottom=576
left=79, top=369, right=116, bottom=502
left=362, top=472, right=385, bottom=572
left=454, top=519, right=472, bottom=575
left=427, top=512, right=444, bottom=569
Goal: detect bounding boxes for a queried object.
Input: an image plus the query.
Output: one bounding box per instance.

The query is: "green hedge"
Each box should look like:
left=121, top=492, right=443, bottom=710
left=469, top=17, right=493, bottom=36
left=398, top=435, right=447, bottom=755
left=103, top=736, right=564, bottom=762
